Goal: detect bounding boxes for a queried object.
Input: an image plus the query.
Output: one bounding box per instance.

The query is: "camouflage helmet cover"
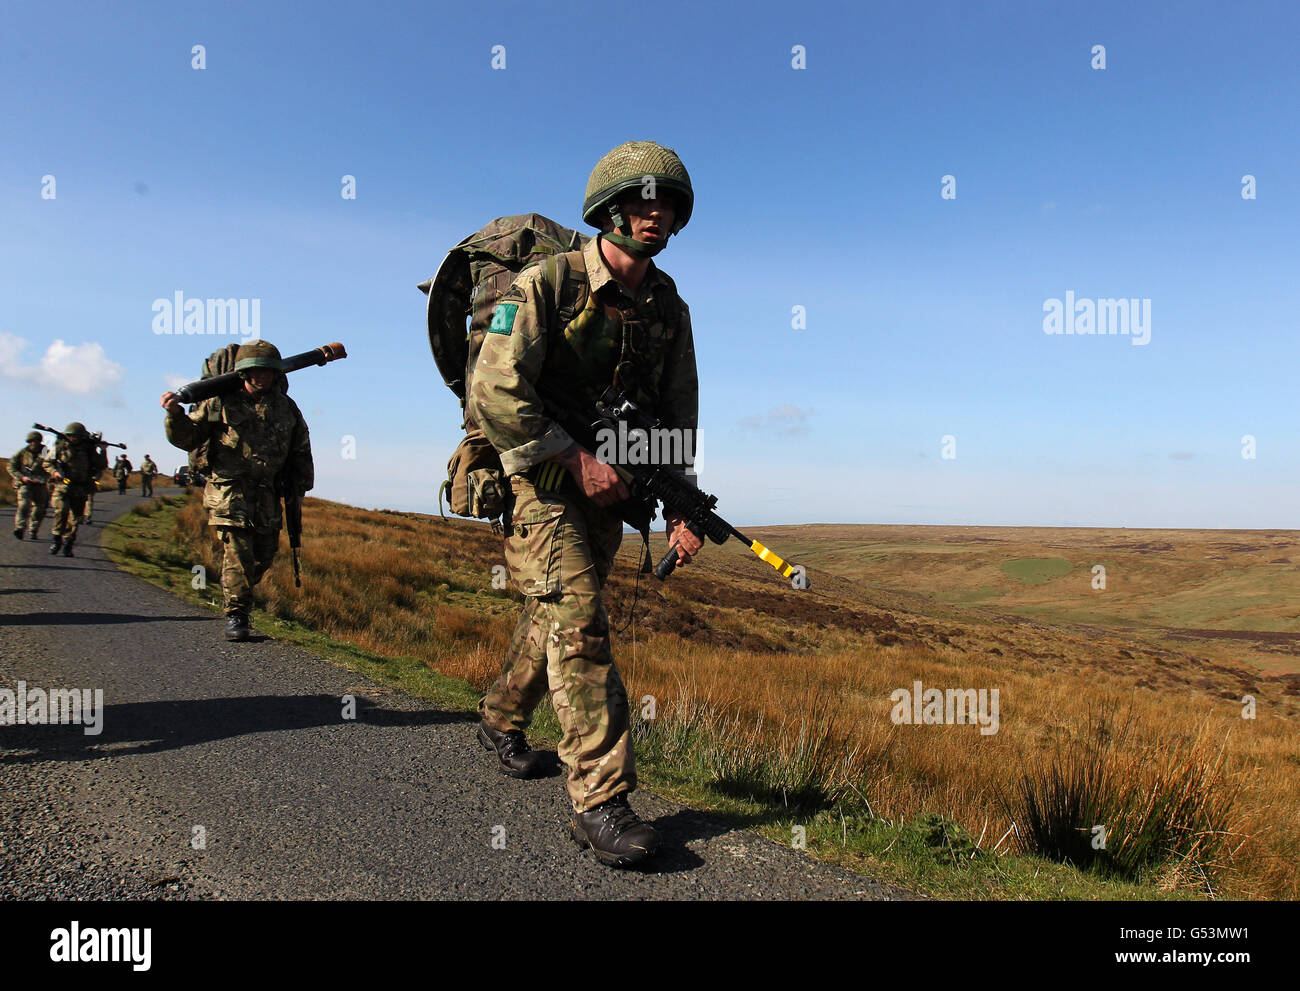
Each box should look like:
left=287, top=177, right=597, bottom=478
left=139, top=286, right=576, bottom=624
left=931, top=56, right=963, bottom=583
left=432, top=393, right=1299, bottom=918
left=64, top=421, right=87, bottom=438
left=26, top=430, right=42, bottom=443
left=582, top=141, right=693, bottom=233
left=234, top=340, right=283, bottom=373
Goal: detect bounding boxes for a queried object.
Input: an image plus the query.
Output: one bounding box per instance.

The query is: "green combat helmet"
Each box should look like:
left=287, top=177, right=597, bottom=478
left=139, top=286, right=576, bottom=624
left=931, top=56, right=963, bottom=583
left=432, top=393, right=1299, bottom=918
left=582, top=141, right=693, bottom=259
left=26, top=431, right=42, bottom=443
left=234, top=340, right=283, bottom=374
left=64, top=422, right=87, bottom=438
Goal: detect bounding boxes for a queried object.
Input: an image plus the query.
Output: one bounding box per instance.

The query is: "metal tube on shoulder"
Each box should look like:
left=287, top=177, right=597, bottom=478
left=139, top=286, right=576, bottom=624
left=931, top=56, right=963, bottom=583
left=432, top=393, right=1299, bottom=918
left=174, top=342, right=348, bottom=404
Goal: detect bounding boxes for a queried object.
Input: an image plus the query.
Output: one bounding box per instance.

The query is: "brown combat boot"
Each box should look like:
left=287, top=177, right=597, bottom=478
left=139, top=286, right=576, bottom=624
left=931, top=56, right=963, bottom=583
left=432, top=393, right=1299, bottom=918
left=570, top=794, right=661, bottom=867
left=477, top=722, right=544, bottom=778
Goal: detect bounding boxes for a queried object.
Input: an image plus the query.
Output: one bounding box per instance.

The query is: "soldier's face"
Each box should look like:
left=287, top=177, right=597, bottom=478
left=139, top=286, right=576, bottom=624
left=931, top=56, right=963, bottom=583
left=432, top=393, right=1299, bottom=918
left=620, top=193, right=678, bottom=246
left=28, top=439, right=41, bottom=452
left=244, top=369, right=276, bottom=394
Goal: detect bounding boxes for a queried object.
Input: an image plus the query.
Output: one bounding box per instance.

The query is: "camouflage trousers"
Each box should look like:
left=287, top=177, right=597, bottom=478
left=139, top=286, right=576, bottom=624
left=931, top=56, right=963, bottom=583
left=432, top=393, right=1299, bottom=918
left=50, top=485, right=89, bottom=541
left=13, top=484, right=49, bottom=536
left=142, top=477, right=154, bottom=497
left=216, top=525, right=279, bottom=616
left=479, top=472, right=633, bottom=812
left=82, top=487, right=95, bottom=521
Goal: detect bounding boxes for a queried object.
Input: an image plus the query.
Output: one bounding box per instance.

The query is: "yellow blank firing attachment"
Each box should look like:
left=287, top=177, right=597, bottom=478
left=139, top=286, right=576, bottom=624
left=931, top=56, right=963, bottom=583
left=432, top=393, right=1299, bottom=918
left=750, top=540, right=796, bottom=579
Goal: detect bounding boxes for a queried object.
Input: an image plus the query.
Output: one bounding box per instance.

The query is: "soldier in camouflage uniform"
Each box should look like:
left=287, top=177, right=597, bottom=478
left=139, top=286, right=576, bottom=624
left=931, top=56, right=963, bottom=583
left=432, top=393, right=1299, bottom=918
left=80, top=432, right=106, bottom=524
left=10, top=431, right=51, bottom=540
left=48, top=423, right=108, bottom=556
left=469, top=142, right=703, bottom=867
left=113, top=454, right=133, bottom=495
left=139, top=455, right=158, bottom=497
left=161, top=340, right=313, bottom=641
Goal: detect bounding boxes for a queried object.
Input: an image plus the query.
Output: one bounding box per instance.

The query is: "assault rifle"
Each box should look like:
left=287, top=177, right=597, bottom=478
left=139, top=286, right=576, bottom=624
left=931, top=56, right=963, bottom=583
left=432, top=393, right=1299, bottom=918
left=172, top=342, right=347, bottom=403
left=33, top=423, right=126, bottom=450
left=277, top=470, right=304, bottom=588
left=542, top=387, right=807, bottom=586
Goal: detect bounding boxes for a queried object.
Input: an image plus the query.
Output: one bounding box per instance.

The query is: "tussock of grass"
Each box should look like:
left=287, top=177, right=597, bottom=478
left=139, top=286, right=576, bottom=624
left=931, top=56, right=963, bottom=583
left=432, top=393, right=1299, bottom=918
left=1000, top=704, right=1248, bottom=887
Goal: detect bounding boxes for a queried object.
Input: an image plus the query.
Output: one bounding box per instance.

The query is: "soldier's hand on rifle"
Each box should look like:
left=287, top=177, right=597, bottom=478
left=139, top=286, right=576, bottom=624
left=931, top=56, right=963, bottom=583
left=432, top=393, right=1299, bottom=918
left=160, top=391, right=183, bottom=415
left=666, top=515, right=702, bottom=565
left=556, top=444, right=629, bottom=508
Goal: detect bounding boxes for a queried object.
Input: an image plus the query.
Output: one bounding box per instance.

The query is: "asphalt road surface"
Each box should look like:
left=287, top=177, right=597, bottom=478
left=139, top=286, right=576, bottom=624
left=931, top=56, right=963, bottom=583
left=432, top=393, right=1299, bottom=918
left=0, top=494, right=909, bottom=900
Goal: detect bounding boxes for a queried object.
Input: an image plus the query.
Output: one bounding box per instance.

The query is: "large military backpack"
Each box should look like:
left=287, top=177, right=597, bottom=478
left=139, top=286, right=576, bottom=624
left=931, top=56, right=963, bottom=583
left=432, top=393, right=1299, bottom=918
left=187, top=342, right=289, bottom=478
left=420, top=214, right=590, bottom=521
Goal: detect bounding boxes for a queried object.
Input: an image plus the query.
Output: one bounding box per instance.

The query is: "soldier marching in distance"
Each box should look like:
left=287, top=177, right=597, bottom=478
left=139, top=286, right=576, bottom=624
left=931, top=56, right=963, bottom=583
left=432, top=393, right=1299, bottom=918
left=48, top=423, right=108, bottom=556
left=9, top=431, right=51, bottom=540
left=113, top=453, right=133, bottom=495
left=139, top=454, right=158, bottom=497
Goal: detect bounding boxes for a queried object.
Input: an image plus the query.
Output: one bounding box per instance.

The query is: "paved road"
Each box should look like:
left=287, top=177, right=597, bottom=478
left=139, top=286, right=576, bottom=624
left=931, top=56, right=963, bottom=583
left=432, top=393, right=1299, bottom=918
left=0, top=494, right=908, bottom=900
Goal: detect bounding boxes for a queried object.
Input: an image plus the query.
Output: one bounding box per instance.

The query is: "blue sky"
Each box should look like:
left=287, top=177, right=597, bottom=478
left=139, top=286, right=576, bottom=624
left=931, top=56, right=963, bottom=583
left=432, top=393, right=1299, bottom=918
left=2, top=0, right=1297, bottom=528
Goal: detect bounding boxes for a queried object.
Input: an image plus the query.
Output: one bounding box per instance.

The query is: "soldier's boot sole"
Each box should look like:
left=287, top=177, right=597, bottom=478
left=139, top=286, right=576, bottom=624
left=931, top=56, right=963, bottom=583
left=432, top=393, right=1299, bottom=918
left=568, top=821, right=656, bottom=868
left=476, top=726, right=541, bottom=779
left=49, top=538, right=62, bottom=554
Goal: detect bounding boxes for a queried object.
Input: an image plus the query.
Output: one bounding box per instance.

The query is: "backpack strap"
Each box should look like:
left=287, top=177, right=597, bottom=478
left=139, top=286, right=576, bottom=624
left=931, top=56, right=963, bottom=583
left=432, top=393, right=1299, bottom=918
left=556, top=248, right=588, bottom=327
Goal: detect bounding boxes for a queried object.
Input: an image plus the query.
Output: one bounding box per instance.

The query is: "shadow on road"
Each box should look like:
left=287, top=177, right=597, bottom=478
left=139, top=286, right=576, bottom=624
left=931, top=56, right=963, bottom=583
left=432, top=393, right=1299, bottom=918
left=0, top=612, right=212, bottom=626
left=0, top=695, right=473, bottom=763
left=1, top=564, right=101, bottom=572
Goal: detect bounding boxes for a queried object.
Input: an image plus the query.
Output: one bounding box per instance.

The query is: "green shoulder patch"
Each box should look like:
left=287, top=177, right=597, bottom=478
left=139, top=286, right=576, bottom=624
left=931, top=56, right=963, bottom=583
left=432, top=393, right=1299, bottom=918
left=488, top=303, right=519, bottom=335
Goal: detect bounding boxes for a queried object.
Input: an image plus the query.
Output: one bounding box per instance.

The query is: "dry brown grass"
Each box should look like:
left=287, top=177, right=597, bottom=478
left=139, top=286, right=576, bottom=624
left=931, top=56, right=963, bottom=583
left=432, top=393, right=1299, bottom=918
left=153, top=495, right=1300, bottom=897
left=0, top=465, right=14, bottom=507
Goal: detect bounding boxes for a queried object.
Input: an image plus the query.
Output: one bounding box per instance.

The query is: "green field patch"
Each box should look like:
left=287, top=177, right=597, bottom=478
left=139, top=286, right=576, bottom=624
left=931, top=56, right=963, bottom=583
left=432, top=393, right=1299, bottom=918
left=937, top=586, right=1003, bottom=604
left=1000, top=557, right=1074, bottom=585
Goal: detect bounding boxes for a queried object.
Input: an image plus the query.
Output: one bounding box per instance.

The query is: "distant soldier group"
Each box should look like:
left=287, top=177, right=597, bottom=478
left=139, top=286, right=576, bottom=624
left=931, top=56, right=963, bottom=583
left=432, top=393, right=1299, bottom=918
left=9, top=423, right=143, bottom=554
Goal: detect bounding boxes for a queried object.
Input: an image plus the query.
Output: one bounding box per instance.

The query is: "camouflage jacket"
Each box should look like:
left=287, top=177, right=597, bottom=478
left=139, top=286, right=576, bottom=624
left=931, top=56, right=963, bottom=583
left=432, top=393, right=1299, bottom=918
left=139, top=458, right=157, bottom=478
left=52, top=438, right=108, bottom=490
left=9, top=448, right=50, bottom=487
left=468, top=235, right=698, bottom=477
left=165, top=388, right=313, bottom=529
left=113, top=457, right=132, bottom=478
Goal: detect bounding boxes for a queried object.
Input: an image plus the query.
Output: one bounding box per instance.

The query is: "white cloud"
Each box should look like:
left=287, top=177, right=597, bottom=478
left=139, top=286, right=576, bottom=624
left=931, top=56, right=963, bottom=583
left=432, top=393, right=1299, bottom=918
left=164, top=372, right=190, bottom=391
left=0, top=333, right=125, bottom=395
left=739, top=405, right=814, bottom=436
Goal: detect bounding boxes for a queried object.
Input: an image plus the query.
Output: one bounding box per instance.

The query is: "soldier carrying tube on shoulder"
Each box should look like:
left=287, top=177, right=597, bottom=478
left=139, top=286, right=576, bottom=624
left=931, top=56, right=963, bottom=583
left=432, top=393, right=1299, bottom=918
left=161, top=339, right=315, bottom=642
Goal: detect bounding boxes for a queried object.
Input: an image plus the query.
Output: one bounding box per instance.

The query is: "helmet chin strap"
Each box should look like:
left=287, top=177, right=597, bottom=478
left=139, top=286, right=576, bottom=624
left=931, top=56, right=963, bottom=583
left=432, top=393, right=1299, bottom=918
left=605, top=202, right=667, bottom=258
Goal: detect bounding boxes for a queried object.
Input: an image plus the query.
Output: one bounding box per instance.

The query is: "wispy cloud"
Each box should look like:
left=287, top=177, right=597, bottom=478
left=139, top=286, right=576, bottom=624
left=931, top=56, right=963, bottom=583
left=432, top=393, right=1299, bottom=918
left=738, top=405, right=814, bottom=436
